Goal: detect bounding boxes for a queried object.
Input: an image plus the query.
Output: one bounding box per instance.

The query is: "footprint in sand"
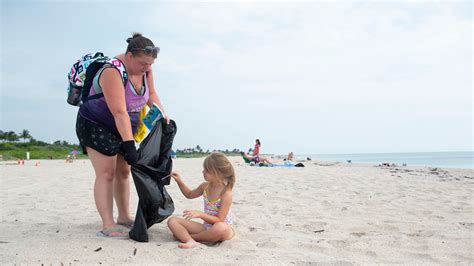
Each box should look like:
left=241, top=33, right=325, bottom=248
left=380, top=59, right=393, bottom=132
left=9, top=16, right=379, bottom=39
left=256, top=240, right=280, bottom=249
left=350, top=232, right=366, bottom=237
left=302, top=221, right=327, bottom=232
left=377, top=223, right=400, bottom=232
left=402, top=251, right=440, bottom=263
left=458, top=222, right=474, bottom=229
left=248, top=226, right=258, bottom=232
left=327, top=239, right=351, bottom=249
left=366, top=250, right=377, bottom=257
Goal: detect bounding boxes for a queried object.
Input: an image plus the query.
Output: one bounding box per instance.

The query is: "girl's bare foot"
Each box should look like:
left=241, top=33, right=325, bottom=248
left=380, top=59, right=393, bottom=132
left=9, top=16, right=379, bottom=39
left=178, top=239, right=200, bottom=249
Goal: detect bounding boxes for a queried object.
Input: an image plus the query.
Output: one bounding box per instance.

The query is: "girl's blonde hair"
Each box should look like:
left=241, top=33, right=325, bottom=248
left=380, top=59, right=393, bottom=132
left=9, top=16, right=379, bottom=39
left=203, top=152, right=236, bottom=191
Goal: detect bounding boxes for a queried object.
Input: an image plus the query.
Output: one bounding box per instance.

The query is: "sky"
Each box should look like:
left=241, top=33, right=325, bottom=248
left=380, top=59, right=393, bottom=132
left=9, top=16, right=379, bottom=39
left=0, top=0, right=472, bottom=155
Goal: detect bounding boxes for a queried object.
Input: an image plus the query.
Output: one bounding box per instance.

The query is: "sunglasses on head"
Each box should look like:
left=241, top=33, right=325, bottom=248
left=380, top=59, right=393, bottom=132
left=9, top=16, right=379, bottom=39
left=131, top=46, right=160, bottom=57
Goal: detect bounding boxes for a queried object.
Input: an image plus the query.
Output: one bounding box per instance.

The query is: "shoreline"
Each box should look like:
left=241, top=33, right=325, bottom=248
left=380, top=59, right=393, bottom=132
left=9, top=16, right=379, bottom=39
left=1, top=156, right=472, bottom=171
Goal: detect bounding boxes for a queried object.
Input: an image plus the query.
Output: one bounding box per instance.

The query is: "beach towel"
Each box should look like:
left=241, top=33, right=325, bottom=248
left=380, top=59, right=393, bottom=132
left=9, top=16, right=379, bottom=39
left=129, top=119, right=177, bottom=242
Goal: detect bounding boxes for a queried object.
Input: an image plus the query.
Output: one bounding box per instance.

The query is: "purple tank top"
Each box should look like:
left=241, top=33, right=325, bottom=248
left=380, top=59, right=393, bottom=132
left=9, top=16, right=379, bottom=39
left=79, top=63, right=149, bottom=136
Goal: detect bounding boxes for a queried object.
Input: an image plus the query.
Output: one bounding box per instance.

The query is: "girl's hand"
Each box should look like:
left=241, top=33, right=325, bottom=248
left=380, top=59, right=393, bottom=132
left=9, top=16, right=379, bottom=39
left=171, top=171, right=181, bottom=182
left=183, top=210, right=201, bottom=221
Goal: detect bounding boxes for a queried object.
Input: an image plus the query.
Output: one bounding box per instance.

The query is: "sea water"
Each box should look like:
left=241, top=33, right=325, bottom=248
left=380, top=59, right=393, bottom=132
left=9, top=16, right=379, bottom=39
left=303, top=151, right=473, bottom=169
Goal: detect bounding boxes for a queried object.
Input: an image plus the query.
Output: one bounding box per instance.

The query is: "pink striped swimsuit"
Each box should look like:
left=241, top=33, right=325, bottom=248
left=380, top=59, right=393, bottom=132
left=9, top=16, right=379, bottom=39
left=203, top=186, right=234, bottom=230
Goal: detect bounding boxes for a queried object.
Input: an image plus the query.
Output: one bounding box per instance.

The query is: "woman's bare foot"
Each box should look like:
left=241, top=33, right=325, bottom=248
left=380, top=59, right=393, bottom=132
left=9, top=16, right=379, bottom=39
left=178, top=239, right=200, bottom=249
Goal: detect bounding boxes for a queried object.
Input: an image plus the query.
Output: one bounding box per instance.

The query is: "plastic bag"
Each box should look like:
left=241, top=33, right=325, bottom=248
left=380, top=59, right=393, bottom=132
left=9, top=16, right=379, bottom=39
left=129, top=119, right=177, bottom=242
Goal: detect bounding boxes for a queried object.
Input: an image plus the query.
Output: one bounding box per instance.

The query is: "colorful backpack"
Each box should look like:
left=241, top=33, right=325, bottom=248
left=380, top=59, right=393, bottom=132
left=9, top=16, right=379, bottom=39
left=67, top=52, right=128, bottom=106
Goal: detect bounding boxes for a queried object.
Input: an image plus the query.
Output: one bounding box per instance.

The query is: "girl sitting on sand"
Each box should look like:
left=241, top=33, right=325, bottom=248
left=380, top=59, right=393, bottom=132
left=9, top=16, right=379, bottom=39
left=167, top=152, right=236, bottom=248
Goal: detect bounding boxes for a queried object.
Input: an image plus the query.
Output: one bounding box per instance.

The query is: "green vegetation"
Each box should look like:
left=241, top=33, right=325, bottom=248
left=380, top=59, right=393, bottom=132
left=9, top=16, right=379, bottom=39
left=176, top=151, right=242, bottom=158
left=175, top=145, right=241, bottom=158
left=0, top=129, right=84, bottom=160
left=0, top=130, right=241, bottom=160
left=0, top=141, right=85, bottom=160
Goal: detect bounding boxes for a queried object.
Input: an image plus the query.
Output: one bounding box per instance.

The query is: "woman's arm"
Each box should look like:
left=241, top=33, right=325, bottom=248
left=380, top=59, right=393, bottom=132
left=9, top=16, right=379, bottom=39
left=146, top=70, right=169, bottom=122
left=100, top=68, right=133, bottom=141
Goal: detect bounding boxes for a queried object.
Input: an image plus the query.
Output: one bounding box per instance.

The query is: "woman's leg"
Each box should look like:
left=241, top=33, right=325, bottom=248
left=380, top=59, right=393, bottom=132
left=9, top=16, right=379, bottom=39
left=191, top=222, right=234, bottom=243
left=87, top=147, right=117, bottom=229
left=167, top=217, right=206, bottom=248
left=260, top=156, right=272, bottom=164
left=114, top=154, right=133, bottom=224
left=241, top=152, right=253, bottom=161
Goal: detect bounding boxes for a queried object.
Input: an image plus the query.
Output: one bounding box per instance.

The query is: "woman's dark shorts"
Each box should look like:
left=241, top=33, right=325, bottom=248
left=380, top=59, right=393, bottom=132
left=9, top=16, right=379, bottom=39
left=76, top=113, right=123, bottom=156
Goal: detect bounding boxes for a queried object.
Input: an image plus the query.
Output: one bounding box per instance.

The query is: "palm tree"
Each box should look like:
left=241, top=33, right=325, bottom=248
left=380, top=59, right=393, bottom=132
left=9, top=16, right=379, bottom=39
left=20, top=129, right=31, bottom=142
left=7, top=131, right=19, bottom=142
left=0, top=130, right=5, bottom=142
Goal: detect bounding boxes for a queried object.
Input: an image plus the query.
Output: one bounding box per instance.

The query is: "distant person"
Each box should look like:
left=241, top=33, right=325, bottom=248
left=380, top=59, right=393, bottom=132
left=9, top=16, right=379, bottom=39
left=75, top=33, right=170, bottom=238
left=241, top=139, right=272, bottom=164
left=168, top=152, right=235, bottom=248
left=283, top=152, right=305, bottom=167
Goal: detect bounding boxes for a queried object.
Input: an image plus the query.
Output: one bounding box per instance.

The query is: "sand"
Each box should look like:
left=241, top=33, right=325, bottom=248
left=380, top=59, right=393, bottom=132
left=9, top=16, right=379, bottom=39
left=0, top=157, right=473, bottom=264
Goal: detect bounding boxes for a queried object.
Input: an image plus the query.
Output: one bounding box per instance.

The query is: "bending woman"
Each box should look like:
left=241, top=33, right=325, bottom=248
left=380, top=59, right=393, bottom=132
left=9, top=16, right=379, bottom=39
left=76, top=33, right=168, bottom=238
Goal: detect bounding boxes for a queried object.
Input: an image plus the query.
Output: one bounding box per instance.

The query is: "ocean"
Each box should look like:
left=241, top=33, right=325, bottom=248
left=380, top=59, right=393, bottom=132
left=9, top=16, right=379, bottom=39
left=302, top=151, right=473, bottom=169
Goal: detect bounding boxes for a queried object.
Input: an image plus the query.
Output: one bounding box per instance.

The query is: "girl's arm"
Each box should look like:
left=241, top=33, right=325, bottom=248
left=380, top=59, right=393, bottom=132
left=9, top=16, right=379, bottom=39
left=100, top=68, right=133, bottom=141
left=171, top=172, right=206, bottom=199
left=146, top=70, right=169, bottom=122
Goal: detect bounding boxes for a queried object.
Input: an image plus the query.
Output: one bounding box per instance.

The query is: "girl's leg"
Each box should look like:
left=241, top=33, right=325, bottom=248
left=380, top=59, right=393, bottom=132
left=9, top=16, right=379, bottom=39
left=114, top=154, right=133, bottom=224
left=167, top=217, right=206, bottom=248
left=87, top=147, right=117, bottom=230
left=191, top=222, right=234, bottom=243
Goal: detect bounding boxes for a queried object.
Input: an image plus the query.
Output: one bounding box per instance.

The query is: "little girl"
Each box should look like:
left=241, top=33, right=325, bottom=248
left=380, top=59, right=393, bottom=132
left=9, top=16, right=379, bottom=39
left=167, top=152, right=236, bottom=248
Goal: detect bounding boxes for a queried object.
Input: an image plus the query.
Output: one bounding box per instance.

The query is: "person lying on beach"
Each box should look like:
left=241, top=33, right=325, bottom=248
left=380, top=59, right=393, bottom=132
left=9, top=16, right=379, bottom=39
left=167, top=152, right=236, bottom=248
left=241, top=151, right=272, bottom=164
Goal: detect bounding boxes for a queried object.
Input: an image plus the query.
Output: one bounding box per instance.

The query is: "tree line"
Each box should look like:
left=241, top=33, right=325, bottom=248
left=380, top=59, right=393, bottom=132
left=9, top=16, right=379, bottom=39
left=175, top=145, right=241, bottom=155
left=0, top=129, right=73, bottom=146
left=0, top=129, right=33, bottom=142
left=1, top=129, right=241, bottom=155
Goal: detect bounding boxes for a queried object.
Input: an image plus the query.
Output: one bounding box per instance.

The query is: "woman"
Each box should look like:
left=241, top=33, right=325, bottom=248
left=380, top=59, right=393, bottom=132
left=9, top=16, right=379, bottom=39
left=241, top=139, right=271, bottom=164
left=76, top=33, right=169, bottom=238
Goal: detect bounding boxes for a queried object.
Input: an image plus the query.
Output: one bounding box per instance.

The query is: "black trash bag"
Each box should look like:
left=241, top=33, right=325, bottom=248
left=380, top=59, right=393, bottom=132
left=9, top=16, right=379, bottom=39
left=129, top=119, right=177, bottom=242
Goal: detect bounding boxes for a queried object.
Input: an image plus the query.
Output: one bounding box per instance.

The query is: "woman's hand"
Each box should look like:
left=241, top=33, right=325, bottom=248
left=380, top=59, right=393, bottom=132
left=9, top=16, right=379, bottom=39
left=183, top=210, right=202, bottom=221
left=171, top=171, right=181, bottom=182
left=163, top=112, right=170, bottom=124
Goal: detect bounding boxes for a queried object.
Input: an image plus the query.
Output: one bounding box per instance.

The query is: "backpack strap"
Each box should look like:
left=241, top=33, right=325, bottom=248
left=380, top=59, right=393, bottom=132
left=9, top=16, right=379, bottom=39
left=107, top=58, right=129, bottom=85
left=82, top=58, right=129, bottom=103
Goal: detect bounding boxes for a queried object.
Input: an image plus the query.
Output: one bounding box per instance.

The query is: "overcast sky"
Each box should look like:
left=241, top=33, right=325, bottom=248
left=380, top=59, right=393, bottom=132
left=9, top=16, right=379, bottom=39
left=0, top=1, right=472, bottom=155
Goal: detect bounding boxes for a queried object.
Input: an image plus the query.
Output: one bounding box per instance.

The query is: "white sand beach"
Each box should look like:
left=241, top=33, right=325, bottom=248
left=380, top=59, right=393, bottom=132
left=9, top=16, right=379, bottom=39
left=1, top=157, right=473, bottom=264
